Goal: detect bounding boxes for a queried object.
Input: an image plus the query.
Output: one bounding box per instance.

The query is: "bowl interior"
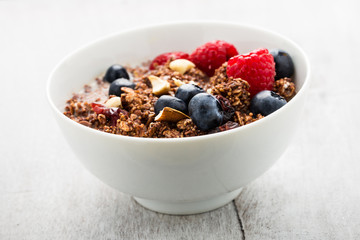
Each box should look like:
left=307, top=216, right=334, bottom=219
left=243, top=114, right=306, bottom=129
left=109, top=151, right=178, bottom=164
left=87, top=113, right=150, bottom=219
left=48, top=22, right=309, bottom=113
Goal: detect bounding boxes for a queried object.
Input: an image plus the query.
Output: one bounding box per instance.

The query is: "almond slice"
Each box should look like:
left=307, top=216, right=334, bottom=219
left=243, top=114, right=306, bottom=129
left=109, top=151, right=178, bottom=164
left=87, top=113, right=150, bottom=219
left=155, top=107, right=190, bottom=122
left=188, top=80, right=198, bottom=85
left=148, top=75, right=170, bottom=95
left=173, top=78, right=185, bottom=87
left=169, top=59, right=195, bottom=74
left=105, top=96, right=122, bottom=108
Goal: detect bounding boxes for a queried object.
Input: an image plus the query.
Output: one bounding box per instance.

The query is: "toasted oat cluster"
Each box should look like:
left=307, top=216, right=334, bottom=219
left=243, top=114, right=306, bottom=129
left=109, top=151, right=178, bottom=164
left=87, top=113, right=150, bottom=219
left=64, top=42, right=296, bottom=138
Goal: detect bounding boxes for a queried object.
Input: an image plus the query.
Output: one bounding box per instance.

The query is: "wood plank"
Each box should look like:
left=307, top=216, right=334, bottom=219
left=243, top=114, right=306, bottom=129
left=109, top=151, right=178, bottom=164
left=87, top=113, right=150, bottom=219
left=0, top=157, right=244, bottom=239
left=234, top=89, right=360, bottom=239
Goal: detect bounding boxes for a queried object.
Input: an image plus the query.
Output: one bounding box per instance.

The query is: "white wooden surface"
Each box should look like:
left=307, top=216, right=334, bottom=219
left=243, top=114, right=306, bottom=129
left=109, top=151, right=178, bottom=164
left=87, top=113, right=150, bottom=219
left=1, top=1, right=360, bottom=239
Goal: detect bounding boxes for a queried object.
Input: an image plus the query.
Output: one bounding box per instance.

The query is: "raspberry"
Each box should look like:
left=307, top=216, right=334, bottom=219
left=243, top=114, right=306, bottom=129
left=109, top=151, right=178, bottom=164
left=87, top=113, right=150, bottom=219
left=214, top=40, right=239, bottom=59
left=226, top=48, right=275, bottom=96
left=189, top=40, right=238, bottom=76
left=91, top=103, right=128, bottom=126
left=149, top=52, right=189, bottom=70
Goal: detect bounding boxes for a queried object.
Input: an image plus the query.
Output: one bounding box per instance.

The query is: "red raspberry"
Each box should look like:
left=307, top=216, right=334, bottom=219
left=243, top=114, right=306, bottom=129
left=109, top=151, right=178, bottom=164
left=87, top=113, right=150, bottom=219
left=214, top=40, right=239, bottom=59
left=226, top=48, right=275, bottom=96
left=189, top=40, right=238, bottom=76
left=91, top=103, right=128, bottom=126
left=149, top=52, right=189, bottom=70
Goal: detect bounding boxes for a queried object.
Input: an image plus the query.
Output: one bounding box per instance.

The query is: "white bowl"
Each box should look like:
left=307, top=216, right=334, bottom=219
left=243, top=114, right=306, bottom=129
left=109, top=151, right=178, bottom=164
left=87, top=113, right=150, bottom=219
left=47, top=21, right=310, bottom=215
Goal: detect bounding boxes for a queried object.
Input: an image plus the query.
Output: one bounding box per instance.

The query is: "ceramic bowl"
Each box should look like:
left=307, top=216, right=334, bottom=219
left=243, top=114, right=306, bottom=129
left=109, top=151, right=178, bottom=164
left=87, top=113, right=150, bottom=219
left=47, top=21, right=310, bottom=215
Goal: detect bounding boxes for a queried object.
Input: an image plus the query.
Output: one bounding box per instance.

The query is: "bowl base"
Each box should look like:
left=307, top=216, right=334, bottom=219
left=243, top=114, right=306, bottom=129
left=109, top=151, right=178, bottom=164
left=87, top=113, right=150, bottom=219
left=133, top=188, right=242, bottom=215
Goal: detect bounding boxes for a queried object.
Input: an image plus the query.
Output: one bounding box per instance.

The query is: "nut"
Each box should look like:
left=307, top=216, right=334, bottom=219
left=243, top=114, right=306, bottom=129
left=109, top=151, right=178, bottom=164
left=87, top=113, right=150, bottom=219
left=169, top=59, right=195, bottom=74
left=105, top=96, right=121, bottom=108
left=148, top=75, right=170, bottom=95
left=155, top=107, right=190, bottom=122
left=207, top=88, right=212, bottom=94
left=188, top=80, right=198, bottom=85
left=173, top=77, right=185, bottom=87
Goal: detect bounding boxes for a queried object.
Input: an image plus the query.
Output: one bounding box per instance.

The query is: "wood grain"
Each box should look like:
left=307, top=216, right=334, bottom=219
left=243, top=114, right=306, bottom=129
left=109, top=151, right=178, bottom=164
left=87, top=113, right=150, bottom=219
left=1, top=180, right=243, bottom=239
left=234, top=71, right=360, bottom=239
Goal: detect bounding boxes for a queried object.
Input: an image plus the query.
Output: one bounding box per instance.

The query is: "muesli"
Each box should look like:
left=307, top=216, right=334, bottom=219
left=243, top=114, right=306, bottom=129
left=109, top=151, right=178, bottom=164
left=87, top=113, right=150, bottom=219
left=64, top=40, right=296, bottom=138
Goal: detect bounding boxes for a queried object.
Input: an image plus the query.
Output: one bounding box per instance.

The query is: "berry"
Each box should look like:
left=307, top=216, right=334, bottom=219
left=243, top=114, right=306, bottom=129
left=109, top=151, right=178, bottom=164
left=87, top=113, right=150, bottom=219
left=154, top=95, right=187, bottom=115
left=91, top=103, right=128, bottom=126
left=226, top=48, right=275, bottom=96
left=109, top=78, right=135, bottom=96
left=214, top=40, right=239, bottom=59
left=270, top=49, right=294, bottom=79
left=103, top=64, right=130, bottom=83
left=249, top=90, right=287, bottom=116
left=189, top=40, right=238, bottom=76
left=215, top=95, right=235, bottom=122
left=188, top=93, right=223, bottom=131
left=175, top=84, right=205, bottom=105
left=149, top=52, right=189, bottom=70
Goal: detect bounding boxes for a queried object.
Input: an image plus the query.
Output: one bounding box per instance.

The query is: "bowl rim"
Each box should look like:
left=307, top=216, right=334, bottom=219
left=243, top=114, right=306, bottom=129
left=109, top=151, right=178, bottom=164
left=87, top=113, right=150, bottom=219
left=47, top=20, right=311, bottom=143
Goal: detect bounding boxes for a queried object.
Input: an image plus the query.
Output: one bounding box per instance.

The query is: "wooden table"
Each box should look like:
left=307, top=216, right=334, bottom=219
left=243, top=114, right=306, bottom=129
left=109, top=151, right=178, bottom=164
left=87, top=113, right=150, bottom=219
left=1, top=1, right=359, bottom=239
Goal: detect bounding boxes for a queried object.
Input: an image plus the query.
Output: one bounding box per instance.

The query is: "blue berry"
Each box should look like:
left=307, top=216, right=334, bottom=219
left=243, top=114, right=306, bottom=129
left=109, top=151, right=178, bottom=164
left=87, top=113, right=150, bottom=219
left=104, top=64, right=130, bottom=83
left=109, top=78, right=135, bottom=97
left=250, top=90, right=287, bottom=116
left=188, top=93, right=223, bottom=131
left=270, top=49, right=294, bottom=79
left=154, top=95, right=187, bottom=115
left=215, top=95, right=235, bottom=122
left=175, top=84, right=205, bottom=105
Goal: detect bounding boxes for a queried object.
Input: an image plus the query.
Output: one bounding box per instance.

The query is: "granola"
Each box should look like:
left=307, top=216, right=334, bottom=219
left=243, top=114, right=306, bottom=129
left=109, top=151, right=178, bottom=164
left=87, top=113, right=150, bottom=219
left=64, top=44, right=296, bottom=138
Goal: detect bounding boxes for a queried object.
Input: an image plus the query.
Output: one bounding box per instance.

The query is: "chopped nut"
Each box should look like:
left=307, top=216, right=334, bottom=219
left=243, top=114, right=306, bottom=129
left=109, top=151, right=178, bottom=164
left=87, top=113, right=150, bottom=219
left=79, top=120, right=91, bottom=127
left=173, top=78, right=185, bottom=87
left=121, top=87, right=135, bottom=94
left=169, top=59, right=195, bottom=74
left=155, top=107, right=190, bottom=122
left=105, top=96, right=122, bottom=108
left=188, top=80, right=197, bottom=85
left=148, top=75, right=170, bottom=95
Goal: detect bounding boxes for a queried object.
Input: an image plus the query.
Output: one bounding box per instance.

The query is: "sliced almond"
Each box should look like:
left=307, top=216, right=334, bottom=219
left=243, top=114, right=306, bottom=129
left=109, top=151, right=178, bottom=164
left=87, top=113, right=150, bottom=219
left=169, top=59, right=195, bottom=74
left=188, top=80, right=198, bottom=85
left=148, top=75, right=170, bottom=95
left=155, top=107, right=190, bottom=122
left=173, top=78, right=185, bottom=87
left=206, top=88, right=212, bottom=94
left=105, top=96, right=121, bottom=108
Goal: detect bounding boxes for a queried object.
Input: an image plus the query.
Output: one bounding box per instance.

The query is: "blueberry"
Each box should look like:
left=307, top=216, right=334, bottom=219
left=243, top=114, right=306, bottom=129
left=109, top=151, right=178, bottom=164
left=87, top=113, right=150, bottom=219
left=188, top=93, right=223, bottom=131
left=154, top=95, right=187, bottom=115
left=104, top=64, right=130, bottom=83
left=109, top=78, right=135, bottom=96
left=270, top=49, right=294, bottom=79
left=175, top=84, right=205, bottom=105
left=216, top=95, right=235, bottom=122
left=250, top=90, right=287, bottom=116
